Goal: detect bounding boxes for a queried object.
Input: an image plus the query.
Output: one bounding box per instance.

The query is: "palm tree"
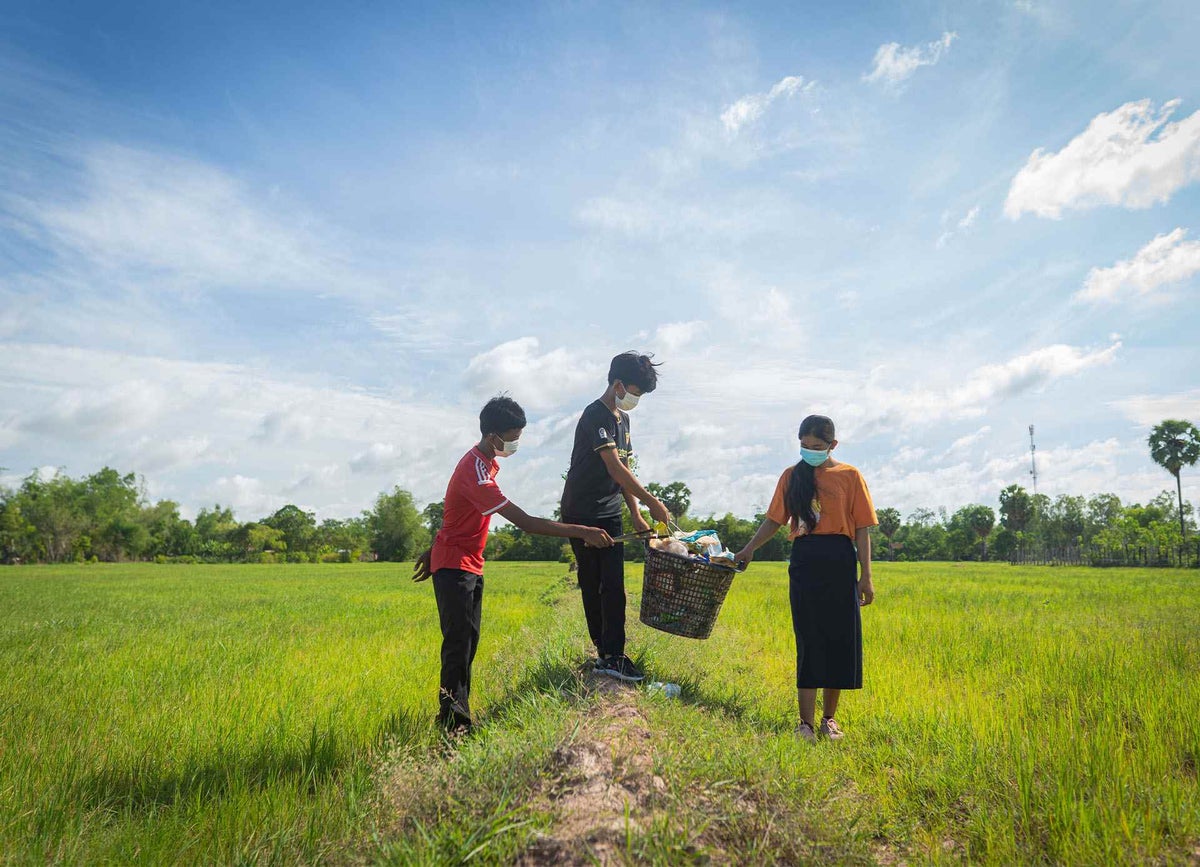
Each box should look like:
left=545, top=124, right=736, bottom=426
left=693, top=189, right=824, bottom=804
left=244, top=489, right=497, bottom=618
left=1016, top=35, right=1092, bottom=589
left=962, top=504, right=996, bottom=560
left=876, top=507, right=901, bottom=559
left=1148, top=420, right=1200, bottom=539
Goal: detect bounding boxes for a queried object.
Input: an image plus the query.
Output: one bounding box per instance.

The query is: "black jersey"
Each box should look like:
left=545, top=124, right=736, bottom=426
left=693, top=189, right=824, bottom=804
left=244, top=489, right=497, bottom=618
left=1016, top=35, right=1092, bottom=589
left=560, top=399, right=632, bottom=520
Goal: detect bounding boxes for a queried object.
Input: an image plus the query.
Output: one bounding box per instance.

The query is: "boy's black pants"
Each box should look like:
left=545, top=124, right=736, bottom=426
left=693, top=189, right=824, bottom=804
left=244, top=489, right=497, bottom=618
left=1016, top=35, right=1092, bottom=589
left=567, top=514, right=626, bottom=659
left=432, top=567, right=483, bottom=728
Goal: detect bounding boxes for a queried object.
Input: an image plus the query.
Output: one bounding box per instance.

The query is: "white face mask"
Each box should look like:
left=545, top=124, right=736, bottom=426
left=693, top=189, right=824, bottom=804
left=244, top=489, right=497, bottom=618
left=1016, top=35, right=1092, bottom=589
left=615, top=385, right=640, bottom=411
left=493, top=436, right=519, bottom=457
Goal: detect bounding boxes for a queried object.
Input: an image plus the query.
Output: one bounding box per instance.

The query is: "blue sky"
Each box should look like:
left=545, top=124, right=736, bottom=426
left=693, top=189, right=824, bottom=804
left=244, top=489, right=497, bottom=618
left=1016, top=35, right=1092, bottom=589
left=2, top=0, right=1198, bottom=522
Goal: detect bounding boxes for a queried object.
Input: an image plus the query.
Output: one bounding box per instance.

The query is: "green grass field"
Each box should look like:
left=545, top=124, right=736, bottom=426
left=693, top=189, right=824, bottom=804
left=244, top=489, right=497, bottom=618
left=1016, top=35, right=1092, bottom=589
left=2, top=562, right=1198, bottom=864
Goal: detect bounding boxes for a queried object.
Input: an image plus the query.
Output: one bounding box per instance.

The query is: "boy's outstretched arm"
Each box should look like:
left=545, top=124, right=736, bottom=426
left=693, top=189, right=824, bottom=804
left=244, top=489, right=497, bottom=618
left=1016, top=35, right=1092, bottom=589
left=624, top=491, right=650, bottom=533
left=496, top=503, right=614, bottom=548
left=598, top=448, right=673, bottom=525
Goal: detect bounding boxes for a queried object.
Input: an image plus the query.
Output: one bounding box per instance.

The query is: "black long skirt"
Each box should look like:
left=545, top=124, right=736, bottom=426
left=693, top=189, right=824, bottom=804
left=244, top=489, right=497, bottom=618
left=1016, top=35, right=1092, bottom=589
left=789, top=533, right=863, bottom=689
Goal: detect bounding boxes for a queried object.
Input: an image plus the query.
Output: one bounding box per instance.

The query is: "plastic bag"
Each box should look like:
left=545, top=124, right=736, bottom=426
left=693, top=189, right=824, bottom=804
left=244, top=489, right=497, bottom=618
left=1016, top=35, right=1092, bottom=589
left=674, top=529, right=721, bottom=555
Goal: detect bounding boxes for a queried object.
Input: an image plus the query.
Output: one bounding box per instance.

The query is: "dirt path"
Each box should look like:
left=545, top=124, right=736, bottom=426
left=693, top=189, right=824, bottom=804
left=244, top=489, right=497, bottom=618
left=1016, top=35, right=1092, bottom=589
left=515, top=675, right=680, bottom=865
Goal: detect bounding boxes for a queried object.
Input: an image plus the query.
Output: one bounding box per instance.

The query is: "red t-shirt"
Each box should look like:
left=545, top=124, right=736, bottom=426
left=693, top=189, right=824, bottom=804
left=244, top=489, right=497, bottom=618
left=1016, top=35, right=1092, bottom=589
left=431, top=447, right=509, bottom=575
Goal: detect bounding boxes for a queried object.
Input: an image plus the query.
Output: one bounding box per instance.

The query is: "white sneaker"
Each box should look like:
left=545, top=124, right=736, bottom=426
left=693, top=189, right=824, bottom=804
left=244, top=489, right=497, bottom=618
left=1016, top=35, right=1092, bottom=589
left=818, top=717, right=844, bottom=740
left=795, top=720, right=817, bottom=743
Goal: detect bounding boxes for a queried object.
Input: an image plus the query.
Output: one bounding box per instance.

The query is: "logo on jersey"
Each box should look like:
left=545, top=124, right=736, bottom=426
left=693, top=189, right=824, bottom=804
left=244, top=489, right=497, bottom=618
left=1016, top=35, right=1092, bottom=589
left=598, top=427, right=608, bottom=440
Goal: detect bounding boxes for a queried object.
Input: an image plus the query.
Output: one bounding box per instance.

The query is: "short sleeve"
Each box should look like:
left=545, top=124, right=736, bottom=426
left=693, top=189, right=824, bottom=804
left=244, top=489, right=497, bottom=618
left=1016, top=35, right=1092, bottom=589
left=461, top=459, right=509, bottom=516
left=851, top=470, right=878, bottom=529
left=587, top=405, right=618, bottom=452
left=766, top=469, right=792, bottom=527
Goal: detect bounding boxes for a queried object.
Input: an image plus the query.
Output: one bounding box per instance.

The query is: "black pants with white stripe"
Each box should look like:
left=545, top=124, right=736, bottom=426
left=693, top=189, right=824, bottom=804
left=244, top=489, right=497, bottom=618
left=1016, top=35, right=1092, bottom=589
left=432, top=567, right=483, bottom=728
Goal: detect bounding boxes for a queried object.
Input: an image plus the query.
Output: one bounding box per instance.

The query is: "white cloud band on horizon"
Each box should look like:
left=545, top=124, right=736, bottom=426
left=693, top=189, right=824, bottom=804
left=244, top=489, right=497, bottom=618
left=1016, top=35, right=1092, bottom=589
left=1005, top=99, right=1200, bottom=219
left=1112, top=389, right=1200, bottom=427
left=0, top=342, right=475, bottom=521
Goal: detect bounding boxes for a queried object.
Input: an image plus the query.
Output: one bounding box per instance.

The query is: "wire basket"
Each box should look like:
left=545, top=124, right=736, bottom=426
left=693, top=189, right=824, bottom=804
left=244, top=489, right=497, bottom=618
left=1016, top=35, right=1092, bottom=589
left=639, top=545, right=738, bottom=639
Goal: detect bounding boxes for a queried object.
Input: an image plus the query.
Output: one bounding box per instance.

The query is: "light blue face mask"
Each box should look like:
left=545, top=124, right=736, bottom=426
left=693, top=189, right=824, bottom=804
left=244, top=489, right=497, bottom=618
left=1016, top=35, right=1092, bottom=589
left=800, top=446, right=829, bottom=467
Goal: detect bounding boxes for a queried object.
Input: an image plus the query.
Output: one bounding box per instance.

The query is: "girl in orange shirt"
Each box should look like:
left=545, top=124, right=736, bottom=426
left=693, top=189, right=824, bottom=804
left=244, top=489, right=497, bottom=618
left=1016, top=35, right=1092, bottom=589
left=734, top=415, right=877, bottom=742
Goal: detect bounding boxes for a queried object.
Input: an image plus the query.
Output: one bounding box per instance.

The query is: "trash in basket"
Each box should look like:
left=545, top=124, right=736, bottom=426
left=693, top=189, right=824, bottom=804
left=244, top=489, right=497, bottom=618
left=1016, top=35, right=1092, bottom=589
left=638, top=528, right=742, bottom=639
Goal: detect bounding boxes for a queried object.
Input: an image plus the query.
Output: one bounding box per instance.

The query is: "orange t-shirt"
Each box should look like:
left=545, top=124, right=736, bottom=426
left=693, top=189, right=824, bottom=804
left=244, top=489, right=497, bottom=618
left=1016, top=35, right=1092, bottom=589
left=766, top=462, right=878, bottom=541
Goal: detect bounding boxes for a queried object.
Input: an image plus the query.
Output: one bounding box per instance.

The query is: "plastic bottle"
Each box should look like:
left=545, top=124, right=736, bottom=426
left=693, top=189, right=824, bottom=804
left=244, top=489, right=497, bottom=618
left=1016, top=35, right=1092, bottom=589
left=647, top=681, right=681, bottom=699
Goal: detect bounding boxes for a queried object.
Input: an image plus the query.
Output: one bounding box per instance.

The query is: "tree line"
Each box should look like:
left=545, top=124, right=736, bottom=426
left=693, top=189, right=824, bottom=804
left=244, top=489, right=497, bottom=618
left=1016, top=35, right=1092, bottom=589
left=0, top=468, right=429, bottom=565
left=2, top=419, right=1196, bottom=566
left=1, top=467, right=1194, bottom=567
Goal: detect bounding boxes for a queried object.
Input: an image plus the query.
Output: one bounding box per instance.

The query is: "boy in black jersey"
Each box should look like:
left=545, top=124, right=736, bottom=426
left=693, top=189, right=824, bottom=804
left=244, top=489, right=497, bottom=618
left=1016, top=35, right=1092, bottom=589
left=560, top=351, right=673, bottom=681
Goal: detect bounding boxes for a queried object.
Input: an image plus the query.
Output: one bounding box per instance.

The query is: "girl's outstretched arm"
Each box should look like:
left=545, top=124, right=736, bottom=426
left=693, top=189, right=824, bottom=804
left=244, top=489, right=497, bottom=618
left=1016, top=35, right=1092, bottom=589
left=734, top=518, right=783, bottom=567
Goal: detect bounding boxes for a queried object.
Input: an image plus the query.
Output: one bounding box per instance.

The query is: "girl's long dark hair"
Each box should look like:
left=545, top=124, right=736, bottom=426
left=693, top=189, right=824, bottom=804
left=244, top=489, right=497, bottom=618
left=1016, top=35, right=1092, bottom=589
left=785, top=415, right=835, bottom=531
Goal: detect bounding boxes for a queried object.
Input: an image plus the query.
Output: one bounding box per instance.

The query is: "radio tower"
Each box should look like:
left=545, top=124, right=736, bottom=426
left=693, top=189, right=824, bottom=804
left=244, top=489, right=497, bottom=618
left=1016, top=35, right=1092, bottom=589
left=1028, top=425, right=1038, bottom=496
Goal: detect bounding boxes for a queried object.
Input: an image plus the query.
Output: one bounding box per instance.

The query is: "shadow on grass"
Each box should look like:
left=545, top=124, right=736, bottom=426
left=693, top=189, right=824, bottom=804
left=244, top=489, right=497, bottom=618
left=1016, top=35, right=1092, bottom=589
left=73, top=710, right=427, bottom=815
left=475, top=643, right=594, bottom=728
left=639, top=665, right=793, bottom=735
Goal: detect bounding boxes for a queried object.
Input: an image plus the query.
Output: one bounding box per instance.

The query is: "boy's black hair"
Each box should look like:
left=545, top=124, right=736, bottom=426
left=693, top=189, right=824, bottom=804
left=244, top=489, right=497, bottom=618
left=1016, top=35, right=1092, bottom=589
left=607, top=351, right=661, bottom=393
left=479, top=394, right=527, bottom=436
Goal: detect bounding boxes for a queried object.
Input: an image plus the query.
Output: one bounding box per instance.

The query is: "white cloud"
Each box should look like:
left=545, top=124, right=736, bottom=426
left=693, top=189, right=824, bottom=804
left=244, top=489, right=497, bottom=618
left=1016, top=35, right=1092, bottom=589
left=254, top=406, right=318, bottom=444
left=942, top=341, right=1121, bottom=412
left=0, top=342, right=472, bottom=520
left=946, top=425, right=992, bottom=454
left=464, top=337, right=600, bottom=411
left=123, top=435, right=214, bottom=474
left=349, top=443, right=400, bottom=474
left=652, top=321, right=707, bottom=352
left=868, top=455, right=1020, bottom=515
left=17, top=379, right=169, bottom=439
left=1005, top=99, right=1200, bottom=219
left=575, top=191, right=790, bottom=241
left=210, top=475, right=288, bottom=520
left=866, top=436, right=1170, bottom=515
left=0, top=335, right=1133, bottom=525
left=863, top=32, right=956, bottom=87
left=1112, top=389, right=1200, bottom=427
left=936, top=203, right=981, bottom=249
left=10, top=143, right=377, bottom=297
left=704, top=267, right=797, bottom=328
left=840, top=341, right=1121, bottom=439
left=594, top=330, right=1123, bottom=519
left=1077, top=228, right=1200, bottom=303
left=720, top=75, right=813, bottom=134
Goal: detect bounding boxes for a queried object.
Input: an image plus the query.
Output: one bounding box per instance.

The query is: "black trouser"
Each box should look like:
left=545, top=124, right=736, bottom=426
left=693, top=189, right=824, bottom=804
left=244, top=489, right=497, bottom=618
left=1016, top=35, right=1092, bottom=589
left=567, top=514, right=626, bottom=659
left=432, top=567, right=483, bottom=728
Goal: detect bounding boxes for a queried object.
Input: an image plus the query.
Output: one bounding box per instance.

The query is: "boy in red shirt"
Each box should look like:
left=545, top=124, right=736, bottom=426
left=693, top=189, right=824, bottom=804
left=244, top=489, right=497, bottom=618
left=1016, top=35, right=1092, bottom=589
left=413, top=395, right=612, bottom=732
